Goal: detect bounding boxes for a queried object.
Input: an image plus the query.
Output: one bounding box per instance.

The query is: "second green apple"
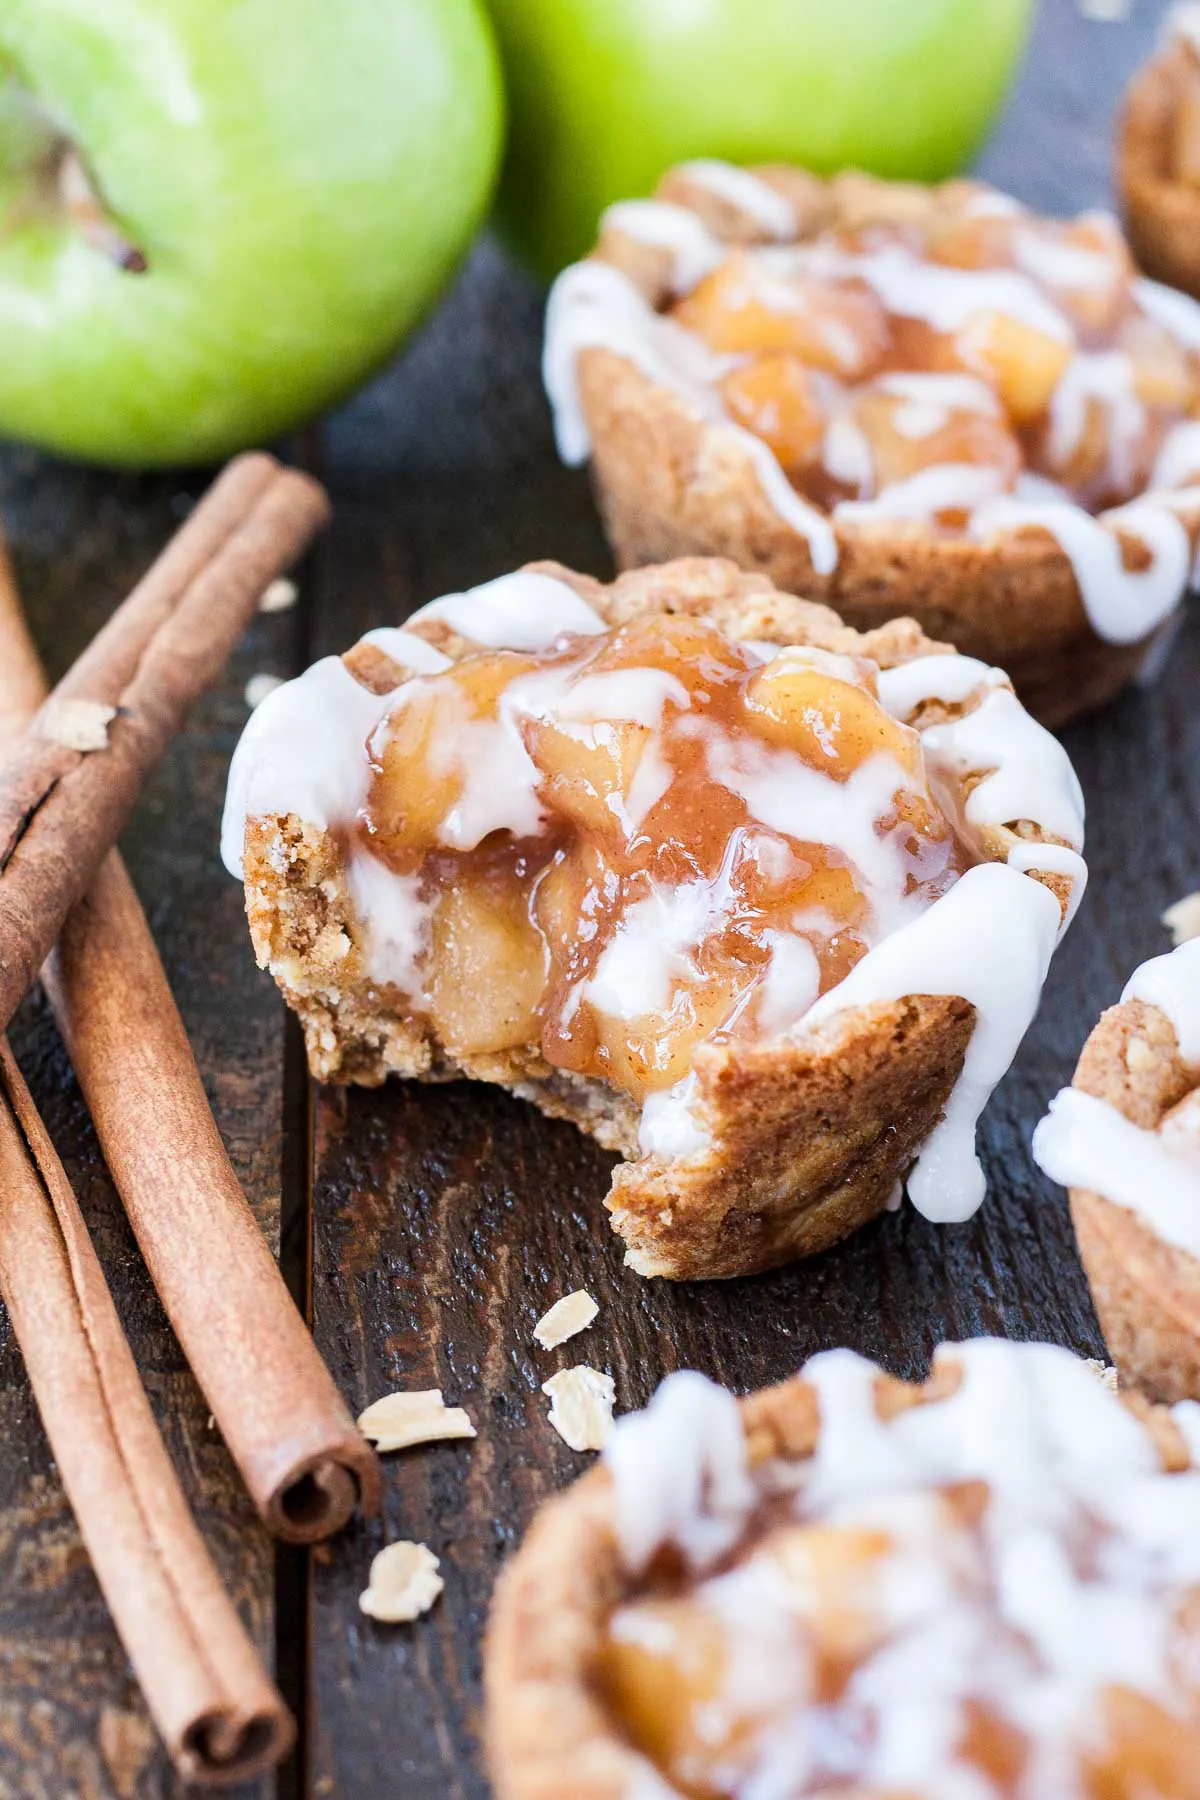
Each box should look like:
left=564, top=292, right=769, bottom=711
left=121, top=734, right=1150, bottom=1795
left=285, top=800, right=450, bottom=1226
left=487, top=0, right=1035, bottom=281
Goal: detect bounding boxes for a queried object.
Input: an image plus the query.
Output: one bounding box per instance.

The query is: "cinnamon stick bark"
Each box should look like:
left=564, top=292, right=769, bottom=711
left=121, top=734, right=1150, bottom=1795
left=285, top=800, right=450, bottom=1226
left=0, top=1040, right=293, bottom=1785
left=0, top=453, right=329, bottom=1033
left=0, top=505, right=380, bottom=1541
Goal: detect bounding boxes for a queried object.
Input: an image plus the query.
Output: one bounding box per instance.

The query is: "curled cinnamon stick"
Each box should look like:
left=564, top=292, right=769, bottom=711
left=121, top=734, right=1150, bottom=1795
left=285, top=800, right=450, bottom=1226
left=0, top=507, right=380, bottom=1541
left=0, top=1041, right=293, bottom=1785
left=0, top=453, right=329, bottom=1033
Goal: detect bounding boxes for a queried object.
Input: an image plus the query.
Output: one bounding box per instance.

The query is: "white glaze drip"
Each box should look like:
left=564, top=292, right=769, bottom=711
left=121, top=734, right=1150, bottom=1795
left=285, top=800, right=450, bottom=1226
left=921, top=687, right=1085, bottom=852
left=1151, top=419, right=1200, bottom=491
left=798, top=863, right=1063, bottom=1222
left=1134, top=275, right=1200, bottom=349
left=542, top=259, right=838, bottom=572
left=1033, top=939, right=1200, bottom=1257
left=1033, top=1087, right=1200, bottom=1259
left=607, top=1367, right=756, bottom=1575
left=1123, top=937, right=1200, bottom=1063
left=970, top=494, right=1191, bottom=644
left=673, top=160, right=796, bottom=238
left=835, top=462, right=1007, bottom=524
left=410, top=570, right=606, bottom=651
left=601, top=199, right=725, bottom=292
left=221, top=656, right=400, bottom=879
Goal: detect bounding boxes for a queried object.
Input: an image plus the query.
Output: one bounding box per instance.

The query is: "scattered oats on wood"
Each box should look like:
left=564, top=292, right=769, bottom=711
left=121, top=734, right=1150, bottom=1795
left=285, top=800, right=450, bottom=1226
left=533, top=1289, right=599, bottom=1350
left=356, top=1387, right=476, bottom=1452
left=258, top=575, right=298, bottom=614
left=244, top=672, right=284, bottom=711
left=359, top=1540, right=443, bottom=1623
left=37, top=696, right=118, bottom=752
left=1085, top=1358, right=1119, bottom=1394
left=1163, top=892, right=1200, bottom=947
left=542, top=1365, right=615, bottom=1453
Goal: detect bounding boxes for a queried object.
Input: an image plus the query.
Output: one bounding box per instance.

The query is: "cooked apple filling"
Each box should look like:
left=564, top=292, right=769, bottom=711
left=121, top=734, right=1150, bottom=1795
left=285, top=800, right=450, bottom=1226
left=598, top=1347, right=1200, bottom=1800
left=668, top=198, right=1200, bottom=519
left=602, top=1495, right=1200, bottom=1800
left=356, top=613, right=968, bottom=1107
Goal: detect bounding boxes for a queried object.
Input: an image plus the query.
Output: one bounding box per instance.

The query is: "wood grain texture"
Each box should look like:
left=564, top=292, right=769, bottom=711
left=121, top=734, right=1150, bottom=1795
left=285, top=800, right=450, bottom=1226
left=0, top=0, right=1195, bottom=1794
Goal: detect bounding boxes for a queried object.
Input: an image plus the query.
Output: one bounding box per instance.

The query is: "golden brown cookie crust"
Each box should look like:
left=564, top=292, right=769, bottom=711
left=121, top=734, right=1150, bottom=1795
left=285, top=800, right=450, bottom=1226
left=576, top=167, right=1200, bottom=728
left=1068, top=992, right=1200, bottom=1404
left=482, top=1357, right=1190, bottom=1800
left=1119, top=37, right=1200, bottom=301
left=241, top=557, right=1072, bottom=1281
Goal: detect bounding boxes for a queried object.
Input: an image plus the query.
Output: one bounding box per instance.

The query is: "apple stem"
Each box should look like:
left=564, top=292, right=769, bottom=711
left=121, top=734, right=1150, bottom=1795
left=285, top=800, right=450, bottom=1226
left=58, top=149, right=148, bottom=273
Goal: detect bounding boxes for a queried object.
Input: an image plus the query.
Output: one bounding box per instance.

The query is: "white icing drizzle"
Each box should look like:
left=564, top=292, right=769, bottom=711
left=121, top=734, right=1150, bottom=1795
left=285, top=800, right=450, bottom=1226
left=1013, top=223, right=1120, bottom=293
left=672, top=160, right=796, bottom=238
left=1033, top=1087, right=1200, bottom=1260
left=877, top=654, right=1086, bottom=858
left=543, top=259, right=734, bottom=466
left=834, top=462, right=1007, bottom=524
left=774, top=240, right=1074, bottom=341
left=1151, top=419, right=1200, bottom=491
left=1172, top=0, right=1200, bottom=53
left=345, top=853, right=429, bottom=993
left=969, top=494, right=1191, bottom=645
left=543, top=194, right=1200, bottom=649
left=798, top=863, right=1063, bottom=1222
left=1033, top=939, right=1200, bottom=1257
left=876, top=372, right=1001, bottom=415
left=410, top=570, right=605, bottom=651
left=1046, top=351, right=1145, bottom=495
left=606, top=1368, right=756, bottom=1575
left=604, top=1339, right=1200, bottom=1800
left=1123, top=937, right=1200, bottom=1064
left=357, top=627, right=454, bottom=674
left=600, top=199, right=725, bottom=292
left=921, top=687, right=1086, bottom=852
left=542, top=259, right=838, bottom=572
left=721, top=425, right=839, bottom=573
left=637, top=1074, right=709, bottom=1160
left=1134, top=275, right=1200, bottom=350
left=221, top=655, right=400, bottom=879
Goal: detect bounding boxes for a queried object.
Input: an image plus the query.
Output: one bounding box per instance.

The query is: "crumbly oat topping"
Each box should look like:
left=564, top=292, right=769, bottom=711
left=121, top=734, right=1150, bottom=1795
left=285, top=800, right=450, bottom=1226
left=533, top=1290, right=600, bottom=1350
left=543, top=1366, right=616, bottom=1452
left=358, top=1540, right=443, bottom=1623
left=356, top=1388, right=476, bottom=1453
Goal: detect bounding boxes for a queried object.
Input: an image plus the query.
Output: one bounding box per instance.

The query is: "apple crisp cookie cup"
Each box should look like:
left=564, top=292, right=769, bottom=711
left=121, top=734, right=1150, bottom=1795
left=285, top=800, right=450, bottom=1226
left=223, top=556, right=1085, bottom=1281
left=1034, top=938, right=1200, bottom=1405
left=544, top=161, right=1200, bottom=727
left=1119, top=5, right=1200, bottom=306
left=484, top=1338, right=1200, bottom=1800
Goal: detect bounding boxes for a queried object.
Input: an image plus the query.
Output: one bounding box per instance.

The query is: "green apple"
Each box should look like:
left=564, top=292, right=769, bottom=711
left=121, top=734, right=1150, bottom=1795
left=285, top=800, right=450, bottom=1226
left=486, top=0, right=1034, bottom=281
left=0, top=0, right=503, bottom=466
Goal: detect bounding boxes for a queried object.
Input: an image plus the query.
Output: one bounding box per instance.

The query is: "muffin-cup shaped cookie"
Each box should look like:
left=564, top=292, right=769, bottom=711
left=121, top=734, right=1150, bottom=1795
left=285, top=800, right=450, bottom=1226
left=226, top=558, right=1084, bottom=1280
left=547, top=165, right=1200, bottom=728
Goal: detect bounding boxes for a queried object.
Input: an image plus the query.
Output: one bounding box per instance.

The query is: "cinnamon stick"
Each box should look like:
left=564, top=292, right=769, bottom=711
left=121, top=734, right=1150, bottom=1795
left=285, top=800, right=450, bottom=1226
left=0, top=511, right=380, bottom=1541
left=0, top=453, right=329, bottom=1033
left=0, top=1039, right=293, bottom=1785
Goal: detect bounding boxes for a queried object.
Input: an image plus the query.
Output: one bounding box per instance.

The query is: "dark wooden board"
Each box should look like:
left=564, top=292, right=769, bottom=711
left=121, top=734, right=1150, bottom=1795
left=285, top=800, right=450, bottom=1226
left=1, top=0, right=1196, bottom=1795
